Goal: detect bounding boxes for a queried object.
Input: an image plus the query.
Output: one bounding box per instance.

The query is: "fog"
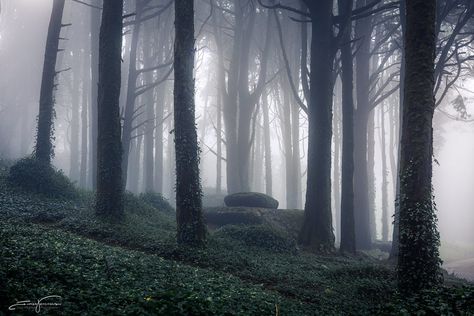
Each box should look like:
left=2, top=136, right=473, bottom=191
left=1, top=0, right=474, bottom=262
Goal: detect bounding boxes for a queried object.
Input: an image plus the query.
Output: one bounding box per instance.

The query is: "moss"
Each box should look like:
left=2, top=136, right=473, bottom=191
left=8, top=157, right=78, bottom=199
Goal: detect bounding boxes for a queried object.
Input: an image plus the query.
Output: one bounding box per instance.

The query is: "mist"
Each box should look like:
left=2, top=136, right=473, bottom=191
left=1, top=0, right=474, bottom=314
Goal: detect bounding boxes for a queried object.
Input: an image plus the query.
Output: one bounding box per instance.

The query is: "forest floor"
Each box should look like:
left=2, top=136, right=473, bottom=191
left=1, top=161, right=474, bottom=315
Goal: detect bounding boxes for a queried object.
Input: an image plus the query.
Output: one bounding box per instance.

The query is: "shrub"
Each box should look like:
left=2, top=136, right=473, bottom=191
left=8, top=157, right=77, bottom=199
left=214, top=225, right=298, bottom=254
left=138, top=192, right=175, bottom=213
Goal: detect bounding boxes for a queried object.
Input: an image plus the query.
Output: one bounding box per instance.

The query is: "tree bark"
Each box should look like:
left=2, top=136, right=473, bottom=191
left=262, top=92, right=272, bottom=197
left=380, top=105, right=389, bottom=242
left=339, top=0, right=356, bottom=254
left=90, top=0, right=101, bottom=189
left=298, top=0, right=335, bottom=252
left=353, top=0, right=373, bottom=249
left=95, top=0, right=124, bottom=218
left=174, top=0, right=206, bottom=245
left=35, top=0, right=65, bottom=165
left=397, top=0, right=442, bottom=293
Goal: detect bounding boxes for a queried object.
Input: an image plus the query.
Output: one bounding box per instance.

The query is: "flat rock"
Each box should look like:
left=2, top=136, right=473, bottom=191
left=224, top=192, right=279, bottom=209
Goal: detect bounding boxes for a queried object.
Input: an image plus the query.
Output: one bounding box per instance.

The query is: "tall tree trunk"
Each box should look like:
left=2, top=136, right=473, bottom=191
left=390, top=0, right=406, bottom=259
left=80, top=73, right=88, bottom=188
left=380, top=105, right=389, bottom=242
left=339, top=0, right=356, bottom=254
left=397, top=0, right=442, bottom=294
left=367, top=109, right=376, bottom=239
left=262, top=92, right=272, bottom=196
left=174, top=0, right=206, bottom=245
left=95, top=0, right=124, bottom=218
left=353, top=0, right=373, bottom=249
left=90, top=0, right=101, bottom=189
left=143, top=21, right=155, bottom=193
left=291, top=99, right=302, bottom=209
left=299, top=0, right=335, bottom=251
left=215, top=89, right=223, bottom=194
left=121, top=0, right=143, bottom=187
left=69, top=54, right=81, bottom=182
left=154, top=83, right=166, bottom=194
left=35, top=0, right=65, bottom=165
left=333, top=100, right=341, bottom=243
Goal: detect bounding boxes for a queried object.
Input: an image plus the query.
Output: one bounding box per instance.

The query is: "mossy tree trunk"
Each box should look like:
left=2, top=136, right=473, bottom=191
left=95, top=0, right=124, bottom=218
left=397, top=0, right=442, bottom=294
left=34, top=0, right=65, bottom=165
left=174, top=0, right=206, bottom=246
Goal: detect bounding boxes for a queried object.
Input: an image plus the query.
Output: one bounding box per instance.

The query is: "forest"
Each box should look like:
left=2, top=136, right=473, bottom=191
left=1, top=0, right=474, bottom=314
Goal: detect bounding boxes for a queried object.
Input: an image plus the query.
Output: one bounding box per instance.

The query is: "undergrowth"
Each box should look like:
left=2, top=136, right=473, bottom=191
left=1, top=162, right=473, bottom=315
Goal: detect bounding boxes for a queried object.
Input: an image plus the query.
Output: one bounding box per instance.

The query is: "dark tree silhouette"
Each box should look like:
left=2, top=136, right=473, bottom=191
left=397, top=0, right=442, bottom=293
left=298, top=0, right=336, bottom=252
left=339, top=0, right=356, bottom=254
left=174, top=0, right=206, bottom=246
left=34, top=0, right=65, bottom=165
left=90, top=0, right=101, bottom=190
left=95, top=0, right=124, bottom=218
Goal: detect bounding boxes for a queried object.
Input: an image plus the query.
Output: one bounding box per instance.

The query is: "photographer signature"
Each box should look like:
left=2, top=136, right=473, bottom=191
left=8, top=295, right=62, bottom=313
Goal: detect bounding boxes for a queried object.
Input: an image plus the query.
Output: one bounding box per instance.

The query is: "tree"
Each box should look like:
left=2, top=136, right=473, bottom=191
left=90, top=0, right=102, bottom=189
left=353, top=0, right=373, bottom=250
left=174, top=0, right=206, bottom=245
left=397, top=0, right=442, bottom=293
left=95, top=0, right=124, bottom=218
left=34, top=0, right=66, bottom=165
left=298, top=0, right=336, bottom=252
left=339, top=0, right=356, bottom=254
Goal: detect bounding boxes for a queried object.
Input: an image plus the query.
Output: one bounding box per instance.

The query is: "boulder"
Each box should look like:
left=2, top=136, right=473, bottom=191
left=224, top=192, right=279, bottom=209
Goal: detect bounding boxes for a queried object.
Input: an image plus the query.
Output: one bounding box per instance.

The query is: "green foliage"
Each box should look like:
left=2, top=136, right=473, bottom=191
left=379, top=286, right=474, bottom=315
left=214, top=225, right=298, bottom=254
left=0, top=220, right=310, bottom=315
left=1, top=169, right=473, bottom=315
left=8, top=157, right=77, bottom=199
left=398, top=163, right=443, bottom=294
left=138, top=192, right=175, bottom=213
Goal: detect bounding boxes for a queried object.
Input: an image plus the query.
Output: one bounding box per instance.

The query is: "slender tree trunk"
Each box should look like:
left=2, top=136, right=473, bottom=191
left=95, top=0, right=124, bottom=218
left=122, top=0, right=143, bottom=187
left=380, top=105, right=389, bottom=242
left=143, top=21, right=155, bottom=193
left=299, top=0, right=335, bottom=252
left=90, top=0, right=101, bottom=189
left=174, top=0, right=206, bottom=245
left=69, top=54, right=81, bottom=182
left=154, top=83, right=166, bottom=194
left=216, top=89, right=223, bottom=194
left=339, top=0, right=356, bottom=253
left=35, top=0, right=65, bottom=165
left=390, top=0, right=406, bottom=259
left=80, top=74, right=88, bottom=188
left=397, top=0, right=441, bottom=293
left=333, top=100, right=341, bottom=243
left=367, top=109, right=376, bottom=239
left=262, top=92, right=272, bottom=196
left=353, top=0, right=373, bottom=249
left=291, top=99, right=302, bottom=209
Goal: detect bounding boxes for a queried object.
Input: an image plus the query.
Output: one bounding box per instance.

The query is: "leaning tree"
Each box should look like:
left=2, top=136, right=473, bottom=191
left=34, top=0, right=66, bottom=165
